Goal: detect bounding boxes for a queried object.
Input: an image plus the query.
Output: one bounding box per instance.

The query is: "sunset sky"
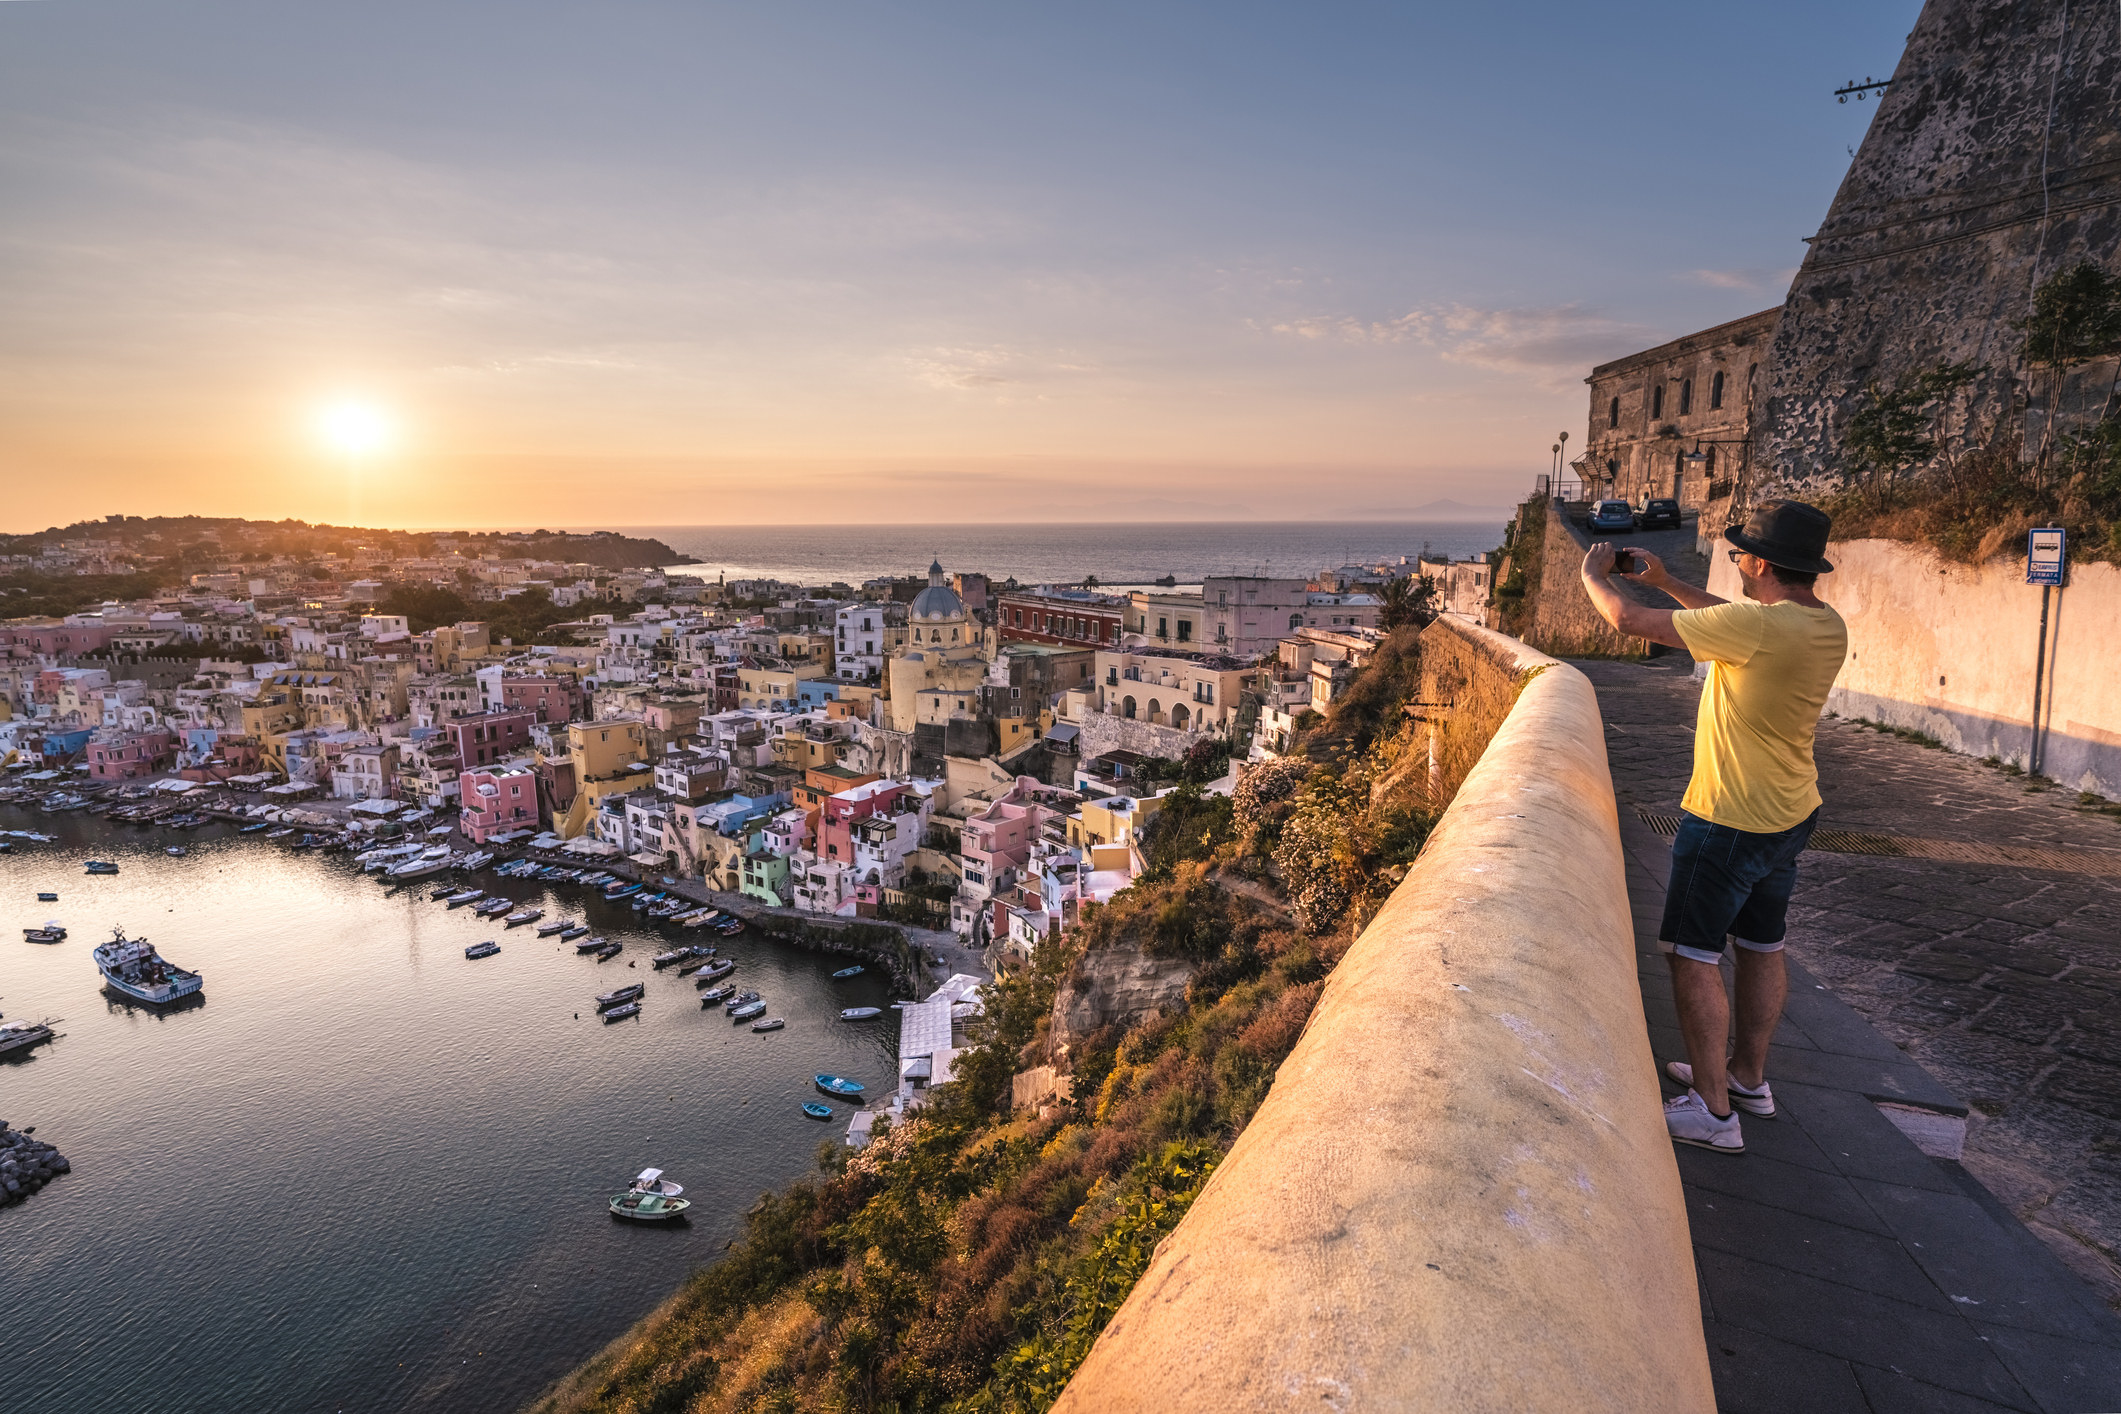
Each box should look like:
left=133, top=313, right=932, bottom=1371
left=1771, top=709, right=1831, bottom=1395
left=0, top=1, right=1915, bottom=529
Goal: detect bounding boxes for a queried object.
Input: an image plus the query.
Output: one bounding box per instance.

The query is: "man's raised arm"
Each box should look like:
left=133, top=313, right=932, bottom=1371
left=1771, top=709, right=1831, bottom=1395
left=1579, top=544, right=1718, bottom=650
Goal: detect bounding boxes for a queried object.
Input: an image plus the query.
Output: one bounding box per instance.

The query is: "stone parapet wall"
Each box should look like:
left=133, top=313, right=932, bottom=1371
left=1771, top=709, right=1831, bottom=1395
left=1055, top=621, right=1711, bottom=1414
left=1075, top=708, right=1202, bottom=762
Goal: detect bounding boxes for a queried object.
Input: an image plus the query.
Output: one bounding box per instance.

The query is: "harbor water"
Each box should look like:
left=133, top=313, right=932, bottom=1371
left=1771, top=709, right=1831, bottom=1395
left=0, top=807, right=899, bottom=1413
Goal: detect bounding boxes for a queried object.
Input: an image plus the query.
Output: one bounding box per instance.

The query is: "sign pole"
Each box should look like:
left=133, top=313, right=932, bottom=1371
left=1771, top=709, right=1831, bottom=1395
left=2029, top=583, right=2051, bottom=777
left=2024, top=526, right=2067, bottom=777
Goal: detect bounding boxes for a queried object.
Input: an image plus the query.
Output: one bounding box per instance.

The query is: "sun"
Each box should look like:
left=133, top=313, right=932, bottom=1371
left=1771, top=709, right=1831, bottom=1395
left=314, top=399, right=397, bottom=458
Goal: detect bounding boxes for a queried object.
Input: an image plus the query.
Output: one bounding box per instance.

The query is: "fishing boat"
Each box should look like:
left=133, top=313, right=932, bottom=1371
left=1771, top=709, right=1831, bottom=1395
left=536, top=918, right=571, bottom=937
left=503, top=908, right=542, bottom=928
left=0, top=1018, right=57, bottom=1058
left=36, top=892, right=58, bottom=903
left=831, top=965, right=865, bottom=979
left=628, top=1167, right=684, bottom=1198
left=360, top=842, right=424, bottom=872
left=474, top=898, right=512, bottom=917
left=650, top=947, right=689, bottom=970
left=721, top=989, right=760, bottom=1011
left=608, top=1188, right=688, bottom=1221
left=694, top=959, right=736, bottom=985
left=814, top=1074, right=865, bottom=1098
left=595, top=984, right=645, bottom=1009
left=560, top=924, right=590, bottom=940
left=698, top=985, right=732, bottom=1005
left=714, top=918, right=745, bottom=936
left=83, top=860, right=119, bottom=875
left=166, top=846, right=188, bottom=857
left=240, top=821, right=269, bottom=833
left=728, top=999, right=767, bottom=1021
left=603, top=881, right=642, bottom=900
left=94, top=926, right=203, bottom=1004
left=445, top=888, right=484, bottom=907
left=839, top=1007, right=883, bottom=1022
left=461, top=850, right=493, bottom=870
left=23, top=922, right=67, bottom=944
left=750, top=1017, right=785, bottom=1032
left=265, top=827, right=295, bottom=840
left=464, top=940, right=501, bottom=960
left=594, top=941, right=623, bottom=961
left=801, top=1102, right=834, bottom=1120
left=574, top=934, right=608, bottom=953
left=600, top=1000, right=640, bottom=1022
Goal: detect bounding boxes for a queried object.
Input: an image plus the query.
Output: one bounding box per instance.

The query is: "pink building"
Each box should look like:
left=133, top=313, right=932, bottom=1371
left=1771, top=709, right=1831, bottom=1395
left=498, top=675, right=581, bottom=723
left=816, top=779, right=908, bottom=865
left=445, top=709, right=536, bottom=770
left=4, top=623, right=120, bottom=658
left=87, top=728, right=177, bottom=782
left=960, top=795, right=1053, bottom=897
left=458, top=764, right=539, bottom=843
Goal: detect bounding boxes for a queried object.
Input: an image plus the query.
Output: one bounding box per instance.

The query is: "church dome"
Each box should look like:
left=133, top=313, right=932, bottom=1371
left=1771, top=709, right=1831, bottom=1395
left=911, top=559, right=964, bottom=621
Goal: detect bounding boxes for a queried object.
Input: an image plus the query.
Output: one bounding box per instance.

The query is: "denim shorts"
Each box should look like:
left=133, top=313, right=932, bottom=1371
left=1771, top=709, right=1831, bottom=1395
left=1659, top=808, right=1821, bottom=964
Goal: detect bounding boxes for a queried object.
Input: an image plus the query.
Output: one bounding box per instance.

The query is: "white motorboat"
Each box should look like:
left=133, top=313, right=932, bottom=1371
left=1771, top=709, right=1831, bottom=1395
left=385, top=855, right=455, bottom=881
left=503, top=908, right=543, bottom=928
left=628, top=1167, right=683, bottom=1198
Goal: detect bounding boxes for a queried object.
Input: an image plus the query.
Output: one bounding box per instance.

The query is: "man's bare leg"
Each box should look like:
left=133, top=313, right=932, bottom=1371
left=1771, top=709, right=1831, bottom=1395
left=1730, top=945, right=1788, bottom=1091
left=1668, top=953, right=1733, bottom=1118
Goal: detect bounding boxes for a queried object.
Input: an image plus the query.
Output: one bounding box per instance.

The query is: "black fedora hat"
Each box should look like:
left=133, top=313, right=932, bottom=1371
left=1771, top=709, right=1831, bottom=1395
left=1724, top=498, right=1834, bottom=575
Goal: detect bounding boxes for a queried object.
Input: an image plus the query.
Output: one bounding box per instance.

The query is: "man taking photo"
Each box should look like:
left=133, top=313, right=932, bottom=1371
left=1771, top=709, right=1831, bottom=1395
left=1580, top=499, right=1848, bottom=1154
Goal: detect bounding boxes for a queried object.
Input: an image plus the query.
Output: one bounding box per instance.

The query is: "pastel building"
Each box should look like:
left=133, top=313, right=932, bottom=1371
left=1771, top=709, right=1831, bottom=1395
left=459, top=764, right=539, bottom=843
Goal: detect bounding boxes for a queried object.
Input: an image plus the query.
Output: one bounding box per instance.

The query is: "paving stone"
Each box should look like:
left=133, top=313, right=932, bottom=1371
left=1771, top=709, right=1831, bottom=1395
left=1685, top=1186, right=1951, bottom=1311
left=1675, top=1148, right=1892, bottom=1234
left=1850, top=1364, right=2035, bottom=1414
left=1971, top=1321, right=2121, bottom=1413
left=1967, top=999, right=2068, bottom=1046
left=1700, top=1319, right=1868, bottom=1414
left=1768, top=1081, right=1965, bottom=1194
left=1696, top=1249, right=2037, bottom=1407
left=2037, top=1059, right=2121, bottom=1122
left=1898, top=953, right=1991, bottom=984
left=1764, top=1045, right=1965, bottom=1114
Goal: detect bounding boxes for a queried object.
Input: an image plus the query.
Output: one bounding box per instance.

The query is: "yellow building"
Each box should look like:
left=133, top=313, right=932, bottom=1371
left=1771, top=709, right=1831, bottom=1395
left=554, top=719, right=651, bottom=838
left=1068, top=791, right=1168, bottom=849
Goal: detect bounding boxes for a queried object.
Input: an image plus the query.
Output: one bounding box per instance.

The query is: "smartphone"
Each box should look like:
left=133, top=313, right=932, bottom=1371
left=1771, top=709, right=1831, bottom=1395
left=1613, top=550, right=1639, bottom=574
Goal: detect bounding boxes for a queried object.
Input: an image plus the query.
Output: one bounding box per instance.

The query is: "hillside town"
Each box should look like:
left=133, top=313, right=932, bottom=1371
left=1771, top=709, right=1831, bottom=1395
left=0, top=525, right=1494, bottom=962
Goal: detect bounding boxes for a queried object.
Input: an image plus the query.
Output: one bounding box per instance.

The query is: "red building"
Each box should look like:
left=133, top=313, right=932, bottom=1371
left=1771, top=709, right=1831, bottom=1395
left=458, top=765, right=539, bottom=843
left=996, top=588, right=1126, bottom=649
left=87, top=729, right=178, bottom=781
left=496, top=674, right=581, bottom=723
left=444, top=709, right=536, bottom=770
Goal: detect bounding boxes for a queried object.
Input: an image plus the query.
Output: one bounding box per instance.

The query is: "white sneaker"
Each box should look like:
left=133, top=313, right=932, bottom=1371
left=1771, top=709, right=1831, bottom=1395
left=1664, top=1061, right=1775, bottom=1117
left=1665, top=1090, right=1744, bottom=1153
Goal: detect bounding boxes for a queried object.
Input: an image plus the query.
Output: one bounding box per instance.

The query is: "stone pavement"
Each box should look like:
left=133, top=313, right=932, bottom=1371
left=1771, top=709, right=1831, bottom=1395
left=1582, top=655, right=2121, bottom=1413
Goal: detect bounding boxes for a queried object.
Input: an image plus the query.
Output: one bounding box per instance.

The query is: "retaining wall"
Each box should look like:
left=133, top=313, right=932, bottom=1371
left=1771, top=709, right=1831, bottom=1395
left=1054, top=617, right=1712, bottom=1414
left=1704, top=540, right=2121, bottom=800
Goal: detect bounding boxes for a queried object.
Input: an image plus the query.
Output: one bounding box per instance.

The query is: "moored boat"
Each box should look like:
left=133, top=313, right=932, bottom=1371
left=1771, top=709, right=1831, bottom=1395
left=629, top=1166, right=683, bottom=1197
left=698, top=986, right=732, bottom=1006
left=600, top=1000, right=640, bottom=1021
left=801, top=1101, right=834, bottom=1120
left=464, top=940, right=501, bottom=959
left=93, top=926, right=203, bottom=1004
left=560, top=924, right=590, bottom=940
left=536, top=919, right=570, bottom=937
left=608, top=1188, right=688, bottom=1221
left=831, top=965, right=865, bottom=979
left=36, top=892, right=58, bottom=902
left=839, top=1007, right=883, bottom=1022
left=0, top=1017, right=57, bottom=1057
left=504, top=908, right=542, bottom=928
left=595, top=984, right=645, bottom=1009
left=650, top=948, right=689, bottom=969
left=446, top=888, right=484, bottom=907
left=475, top=898, right=512, bottom=917
left=23, top=921, right=67, bottom=944
left=594, top=941, right=623, bottom=961
left=574, top=934, right=608, bottom=953
left=165, top=846, right=187, bottom=857
left=750, top=1017, right=785, bottom=1032
left=814, top=1074, right=865, bottom=1098
left=694, top=959, right=736, bottom=985
left=728, top=999, right=766, bottom=1021
left=84, top=860, right=119, bottom=875
left=429, top=883, right=460, bottom=900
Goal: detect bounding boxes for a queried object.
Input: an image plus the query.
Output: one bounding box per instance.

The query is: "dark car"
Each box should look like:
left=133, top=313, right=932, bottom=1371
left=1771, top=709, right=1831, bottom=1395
left=1634, top=497, right=1682, bottom=530
left=1587, top=499, right=1635, bottom=532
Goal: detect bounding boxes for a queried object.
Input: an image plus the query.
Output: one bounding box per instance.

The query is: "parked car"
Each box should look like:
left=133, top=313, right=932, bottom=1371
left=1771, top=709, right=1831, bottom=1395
left=1634, top=496, right=1682, bottom=530
left=1587, top=499, right=1635, bottom=532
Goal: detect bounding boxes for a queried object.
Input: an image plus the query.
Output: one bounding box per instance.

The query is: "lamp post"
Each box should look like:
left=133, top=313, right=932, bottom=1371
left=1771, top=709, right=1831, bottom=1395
left=1558, top=430, right=1569, bottom=494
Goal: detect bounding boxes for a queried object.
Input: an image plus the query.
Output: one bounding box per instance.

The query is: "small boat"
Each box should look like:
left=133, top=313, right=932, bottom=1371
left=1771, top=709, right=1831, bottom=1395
left=629, top=1167, right=683, bottom=1197
left=560, top=924, right=590, bottom=940
left=750, top=1017, right=785, bottom=1032
left=801, top=1102, right=834, bottom=1120
left=266, top=827, right=294, bottom=839
left=832, top=965, right=865, bottom=979
left=728, top=999, right=767, bottom=1021
left=839, top=1007, right=883, bottom=1022
left=24, top=922, right=67, bottom=944
left=0, top=1018, right=58, bottom=1058
left=84, top=861, right=119, bottom=875
left=601, top=1001, right=640, bottom=1022
left=504, top=908, right=542, bottom=928
left=461, top=850, right=493, bottom=870
left=603, top=881, right=642, bottom=900
left=650, top=948, right=689, bottom=970
left=574, top=934, right=608, bottom=953
left=694, top=960, right=736, bottom=985
left=536, top=919, right=570, bottom=937
left=714, top=918, right=744, bottom=936
left=165, top=846, right=188, bottom=857
left=446, top=889, right=484, bottom=907
left=595, top=984, right=645, bottom=1009
left=475, top=898, right=512, bottom=917
left=595, top=941, right=623, bottom=961
left=698, top=985, right=732, bottom=1005
left=240, top=821, right=269, bottom=833
left=722, top=990, right=760, bottom=1011
left=814, top=1074, right=865, bottom=1098
left=608, top=1188, right=688, bottom=1221
left=36, top=892, right=58, bottom=902
left=464, top=940, right=501, bottom=959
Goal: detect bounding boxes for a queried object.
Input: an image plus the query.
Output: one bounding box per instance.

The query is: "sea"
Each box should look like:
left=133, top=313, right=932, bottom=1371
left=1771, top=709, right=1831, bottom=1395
left=0, top=811, right=899, bottom=1414
left=602, top=519, right=1509, bottom=588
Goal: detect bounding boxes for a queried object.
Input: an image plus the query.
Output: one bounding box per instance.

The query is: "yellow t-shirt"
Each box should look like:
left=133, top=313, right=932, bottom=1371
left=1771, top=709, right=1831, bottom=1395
left=1671, top=599, right=1848, bottom=834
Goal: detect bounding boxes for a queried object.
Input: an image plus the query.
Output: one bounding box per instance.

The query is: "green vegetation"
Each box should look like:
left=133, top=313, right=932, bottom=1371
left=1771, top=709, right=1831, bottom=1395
left=529, top=633, right=1451, bottom=1414
left=0, top=570, right=178, bottom=619
left=374, top=584, right=628, bottom=644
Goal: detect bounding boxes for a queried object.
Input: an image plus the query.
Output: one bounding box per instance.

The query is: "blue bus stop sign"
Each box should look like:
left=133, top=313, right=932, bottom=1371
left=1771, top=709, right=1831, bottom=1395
left=2027, top=527, right=2066, bottom=586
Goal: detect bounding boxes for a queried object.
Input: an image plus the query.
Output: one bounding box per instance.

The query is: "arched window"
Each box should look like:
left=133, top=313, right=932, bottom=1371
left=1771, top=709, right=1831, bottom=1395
left=1121, top=696, right=1136, bottom=720
left=1651, top=384, right=1664, bottom=420
left=1288, top=612, right=1303, bottom=630
left=1147, top=699, right=1162, bottom=723
left=1709, top=370, right=1725, bottom=410
left=1172, top=704, right=1191, bottom=730
left=1679, top=379, right=1692, bottom=416
left=1608, top=396, right=1619, bottom=428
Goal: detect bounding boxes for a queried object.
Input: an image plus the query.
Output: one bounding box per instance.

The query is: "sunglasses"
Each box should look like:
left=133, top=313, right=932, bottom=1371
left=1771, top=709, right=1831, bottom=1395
left=1725, top=550, right=1751, bottom=564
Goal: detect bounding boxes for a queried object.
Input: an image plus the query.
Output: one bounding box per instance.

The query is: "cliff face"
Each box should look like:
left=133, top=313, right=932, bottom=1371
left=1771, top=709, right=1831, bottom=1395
left=1762, top=0, right=2121, bottom=488
left=1049, top=940, right=1196, bottom=1057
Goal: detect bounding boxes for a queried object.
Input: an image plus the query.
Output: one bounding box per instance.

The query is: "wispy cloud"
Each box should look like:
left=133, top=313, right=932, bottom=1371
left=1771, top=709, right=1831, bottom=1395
left=1261, top=302, right=1664, bottom=387
left=1679, top=267, right=1795, bottom=293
